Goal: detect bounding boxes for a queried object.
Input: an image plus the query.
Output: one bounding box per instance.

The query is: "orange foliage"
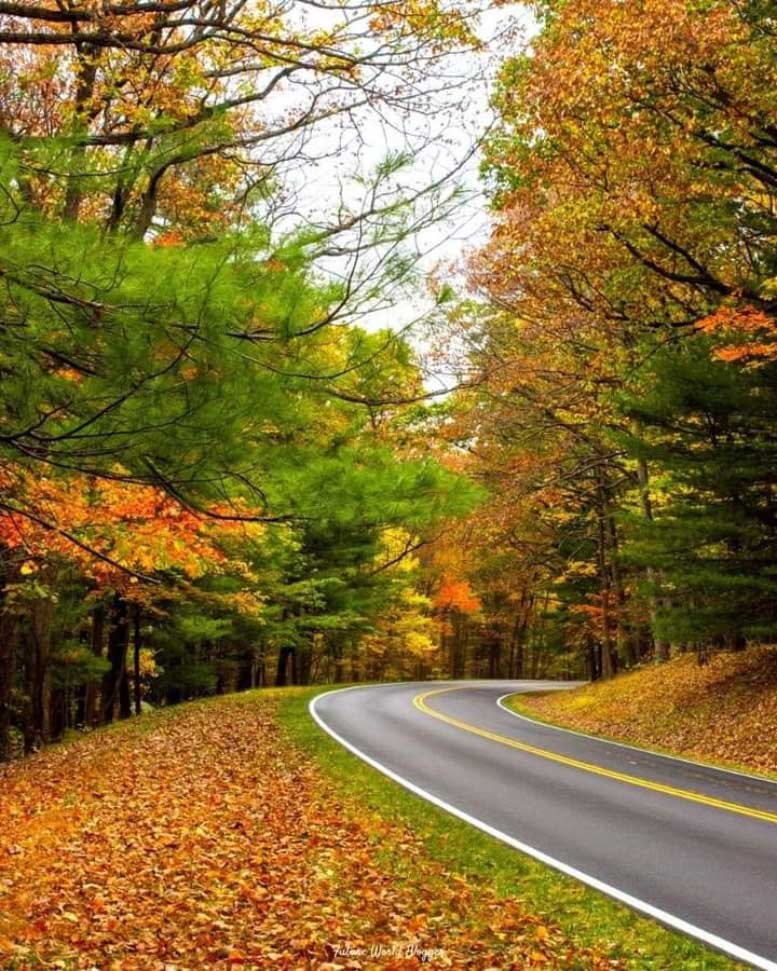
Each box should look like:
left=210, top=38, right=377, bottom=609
left=697, top=306, right=777, bottom=365
left=524, top=648, right=777, bottom=775
left=0, top=694, right=622, bottom=970
left=433, top=575, right=481, bottom=614
left=0, top=471, right=261, bottom=588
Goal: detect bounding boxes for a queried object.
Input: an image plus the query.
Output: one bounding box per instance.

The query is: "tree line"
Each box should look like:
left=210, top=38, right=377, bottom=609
left=432, top=0, right=777, bottom=682
left=0, top=0, right=483, bottom=759
left=2, top=0, right=776, bottom=760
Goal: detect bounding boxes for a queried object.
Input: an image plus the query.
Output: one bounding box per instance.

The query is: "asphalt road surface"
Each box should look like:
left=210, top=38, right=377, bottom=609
left=311, top=681, right=777, bottom=970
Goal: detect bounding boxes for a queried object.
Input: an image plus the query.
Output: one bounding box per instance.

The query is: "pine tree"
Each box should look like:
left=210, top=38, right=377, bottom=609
left=620, top=335, right=777, bottom=652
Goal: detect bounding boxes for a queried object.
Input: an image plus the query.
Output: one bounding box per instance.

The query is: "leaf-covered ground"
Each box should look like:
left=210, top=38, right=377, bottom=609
left=520, top=648, right=777, bottom=776
left=0, top=692, right=622, bottom=971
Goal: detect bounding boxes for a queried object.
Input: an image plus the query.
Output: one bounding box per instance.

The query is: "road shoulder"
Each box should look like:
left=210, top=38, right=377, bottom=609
left=280, top=685, right=747, bottom=971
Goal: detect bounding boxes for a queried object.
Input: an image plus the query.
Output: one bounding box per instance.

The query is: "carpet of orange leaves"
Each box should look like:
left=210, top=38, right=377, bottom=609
left=524, top=648, right=777, bottom=776
left=0, top=694, right=621, bottom=971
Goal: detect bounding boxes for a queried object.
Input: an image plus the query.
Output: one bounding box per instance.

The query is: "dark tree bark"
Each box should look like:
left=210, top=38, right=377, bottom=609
left=331, top=637, right=345, bottom=684
left=0, top=635, right=13, bottom=759
left=607, top=513, right=638, bottom=666
left=298, top=645, right=312, bottom=686
left=449, top=611, right=468, bottom=679
left=49, top=684, right=67, bottom=741
left=237, top=650, right=253, bottom=691
left=102, top=595, right=130, bottom=724
left=119, top=667, right=131, bottom=719
left=62, top=49, right=98, bottom=221
left=133, top=605, right=142, bottom=716
left=275, top=644, right=294, bottom=686
left=511, top=595, right=530, bottom=679
left=636, top=454, right=671, bottom=662
left=0, top=583, right=18, bottom=761
left=23, top=596, right=54, bottom=752
left=84, top=605, right=105, bottom=726
left=487, top=634, right=501, bottom=678
left=596, top=484, right=616, bottom=680
left=256, top=645, right=266, bottom=687
left=590, top=640, right=601, bottom=681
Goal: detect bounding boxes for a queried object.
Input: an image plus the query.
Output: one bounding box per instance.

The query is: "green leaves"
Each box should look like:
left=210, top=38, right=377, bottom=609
left=618, top=335, right=777, bottom=644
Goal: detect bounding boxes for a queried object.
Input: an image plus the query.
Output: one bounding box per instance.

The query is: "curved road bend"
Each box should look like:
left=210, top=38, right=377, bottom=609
left=311, top=681, right=777, bottom=970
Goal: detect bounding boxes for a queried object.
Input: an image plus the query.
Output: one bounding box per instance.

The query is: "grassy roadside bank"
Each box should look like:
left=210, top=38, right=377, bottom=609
left=278, top=686, right=745, bottom=971
left=512, top=649, right=777, bottom=780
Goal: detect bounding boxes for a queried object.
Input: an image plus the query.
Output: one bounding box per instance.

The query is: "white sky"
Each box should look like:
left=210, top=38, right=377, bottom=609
left=272, top=3, right=536, bottom=386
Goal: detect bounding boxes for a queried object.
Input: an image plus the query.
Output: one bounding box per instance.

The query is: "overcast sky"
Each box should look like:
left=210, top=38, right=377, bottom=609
left=273, top=3, right=536, bottom=385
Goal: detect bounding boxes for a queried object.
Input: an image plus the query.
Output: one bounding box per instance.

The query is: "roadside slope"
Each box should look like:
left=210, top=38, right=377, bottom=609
left=517, top=648, right=777, bottom=776
left=1, top=689, right=624, bottom=971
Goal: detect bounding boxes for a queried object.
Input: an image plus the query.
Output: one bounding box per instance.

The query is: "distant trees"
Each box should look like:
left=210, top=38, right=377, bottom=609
left=620, top=335, right=777, bottom=651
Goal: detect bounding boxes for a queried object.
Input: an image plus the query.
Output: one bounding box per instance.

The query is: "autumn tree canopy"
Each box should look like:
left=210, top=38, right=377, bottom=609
left=435, top=0, right=777, bottom=681
left=0, top=0, right=487, bottom=758
left=3, top=0, right=777, bottom=761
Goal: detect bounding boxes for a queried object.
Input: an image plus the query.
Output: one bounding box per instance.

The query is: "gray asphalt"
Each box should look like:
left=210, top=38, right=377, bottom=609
left=311, top=681, right=777, bottom=969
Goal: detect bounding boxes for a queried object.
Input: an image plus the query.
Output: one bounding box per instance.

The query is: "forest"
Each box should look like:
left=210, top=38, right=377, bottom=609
left=1, top=0, right=776, bottom=762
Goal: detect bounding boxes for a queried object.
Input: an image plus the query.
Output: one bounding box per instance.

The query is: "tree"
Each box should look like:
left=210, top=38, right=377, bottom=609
left=435, top=0, right=777, bottom=678
left=619, top=333, right=777, bottom=653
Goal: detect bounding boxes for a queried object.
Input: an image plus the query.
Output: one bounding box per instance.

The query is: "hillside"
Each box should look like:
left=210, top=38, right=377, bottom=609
left=519, top=648, right=777, bottom=777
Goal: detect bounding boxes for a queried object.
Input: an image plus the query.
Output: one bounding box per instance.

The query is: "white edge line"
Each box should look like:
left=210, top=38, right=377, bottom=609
left=495, top=691, right=777, bottom=788
left=308, top=684, right=777, bottom=971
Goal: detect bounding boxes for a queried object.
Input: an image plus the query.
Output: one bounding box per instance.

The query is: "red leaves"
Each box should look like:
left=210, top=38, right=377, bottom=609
left=433, top=576, right=481, bottom=615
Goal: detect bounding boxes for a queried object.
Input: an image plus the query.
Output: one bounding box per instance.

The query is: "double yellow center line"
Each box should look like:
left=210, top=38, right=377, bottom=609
left=413, top=687, right=777, bottom=827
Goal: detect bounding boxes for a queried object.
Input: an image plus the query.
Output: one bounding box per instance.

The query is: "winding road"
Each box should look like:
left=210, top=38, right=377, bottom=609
left=310, top=681, right=777, bottom=970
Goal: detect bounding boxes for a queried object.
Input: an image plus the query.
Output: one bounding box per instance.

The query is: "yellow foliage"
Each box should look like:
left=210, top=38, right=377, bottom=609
left=524, top=648, right=777, bottom=775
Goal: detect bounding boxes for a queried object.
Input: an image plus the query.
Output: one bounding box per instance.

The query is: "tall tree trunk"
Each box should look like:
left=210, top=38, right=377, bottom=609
left=0, top=576, right=18, bottom=760
left=530, top=592, right=549, bottom=679
left=298, top=644, right=312, bottom=685
left=0, top=631, right=14, bottom=760
left=62, top=50, right=98, bottom=220
left=102, top=595, right=130, bottom=724
left=25, top=595, right=54, bottom=751
left=275, top=645, right=293, bottom=687
left=119, top=670, right=131, bottom=719
left=350, top=643, right=359, bottom=683
left=257, top=644, right=266, bottom=687
left=606, top=514, right=636, bottom=665
left=83, top=605, right=105, bottom=726
left=441, top=621, right=451, bottom=679
left=488, top=635, right=500, bottom=678
left=511, top=590, right=530, bottom=679
left=596, top=485, right=615, bottom=681
left=133, top=605, right=142, bottom=716
left=49, top=685, right=68, bottom=741
left=450, top=612, right=467, bottom=679
left=591, top=640, right=602, bottom=681
left=332, top=638, right=344, bottom=684
left=636, top=455, right=671, bottom=661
